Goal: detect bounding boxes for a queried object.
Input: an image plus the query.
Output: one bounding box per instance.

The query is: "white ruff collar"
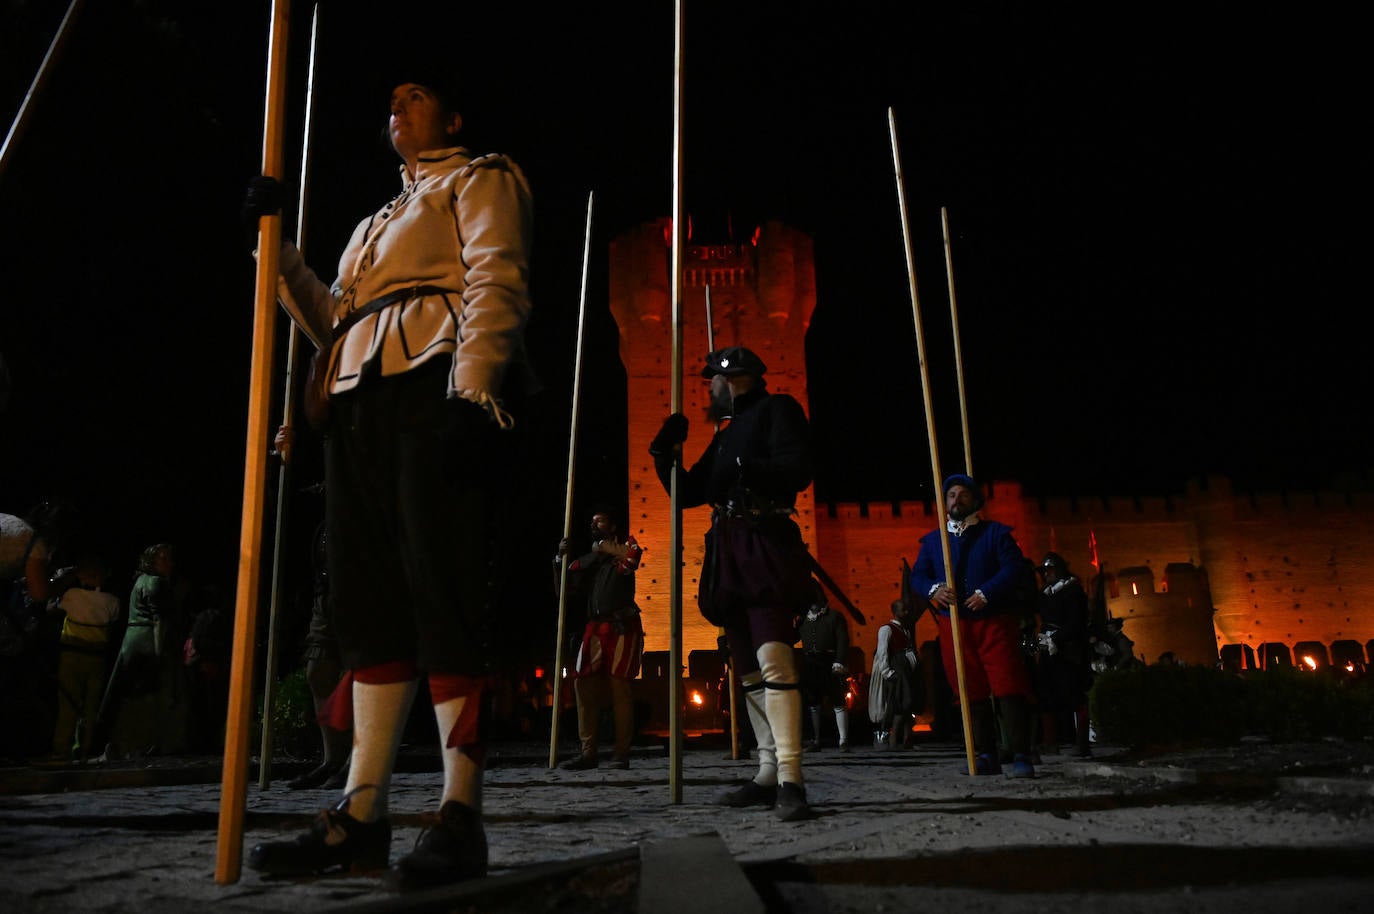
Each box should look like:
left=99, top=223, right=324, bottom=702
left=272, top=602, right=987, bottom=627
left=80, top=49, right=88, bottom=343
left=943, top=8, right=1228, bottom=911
left=946, top=513, right=981, bottom=536
left=1044, top=575, right=1078, bottom=595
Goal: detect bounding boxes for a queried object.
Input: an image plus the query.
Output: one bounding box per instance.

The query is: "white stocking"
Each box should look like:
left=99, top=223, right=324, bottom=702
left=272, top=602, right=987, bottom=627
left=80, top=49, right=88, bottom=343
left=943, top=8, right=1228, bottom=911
left=433, top=695, right=483, bottom=812
left=739, top=670, right=777, bottom=787
left=344, top=678, right=419, bottom=822
left=757, top=641, right=803, bottom=786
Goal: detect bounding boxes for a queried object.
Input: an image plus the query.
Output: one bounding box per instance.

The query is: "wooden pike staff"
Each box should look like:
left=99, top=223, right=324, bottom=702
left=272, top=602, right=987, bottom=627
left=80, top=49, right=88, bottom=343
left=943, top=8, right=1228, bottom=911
left=216, top=0, right=291, bottom=884
left=887, top=108, right=977, bottom=776
left=259, top=0, right=323, bottom=789
left=0, top=0, right=85, bottom=185
left=704, top=286, right=742, bottom=760
left=941, top=206, right=973, bottom=477
left=666, top=0, right=686, bottom=803
left=549, top=190, right=596, bottom=769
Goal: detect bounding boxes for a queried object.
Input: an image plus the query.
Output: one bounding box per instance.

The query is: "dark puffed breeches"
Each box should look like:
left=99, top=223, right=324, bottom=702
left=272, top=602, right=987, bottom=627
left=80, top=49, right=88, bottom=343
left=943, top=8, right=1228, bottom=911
left=723, top=604, right=801, bottom=676
left=325, top=362, right=500, bottom=675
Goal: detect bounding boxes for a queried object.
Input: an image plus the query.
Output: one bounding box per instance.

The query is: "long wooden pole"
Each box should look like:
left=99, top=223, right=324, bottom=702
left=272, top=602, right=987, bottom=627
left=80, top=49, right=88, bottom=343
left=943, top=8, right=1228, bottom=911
left=888, top=108, right=976, bottom=777
left=941, top=206, right=973, bottom=477
left=217, top=0, right=291, bottom=884
left=259, top=1, right=321, bottom=789
left=704, top=287, right=741, bottom=760
left=549, top=190, right=595, bottom=769
left=667, top=0, right=686, bottom=804
left=0, top=0, right=85, bottom=186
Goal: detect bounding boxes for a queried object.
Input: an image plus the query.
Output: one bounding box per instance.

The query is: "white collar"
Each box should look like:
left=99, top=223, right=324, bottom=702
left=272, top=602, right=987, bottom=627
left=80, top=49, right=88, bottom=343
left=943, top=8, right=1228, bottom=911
left=946, top=513, right=981, bottom=536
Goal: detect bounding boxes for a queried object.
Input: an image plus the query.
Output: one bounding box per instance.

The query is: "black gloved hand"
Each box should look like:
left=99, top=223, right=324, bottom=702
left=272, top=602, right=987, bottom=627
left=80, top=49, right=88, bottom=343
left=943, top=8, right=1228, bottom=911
left=649, top=413, right=689, bottom=455
left=242, top=175, right=286, bottom=231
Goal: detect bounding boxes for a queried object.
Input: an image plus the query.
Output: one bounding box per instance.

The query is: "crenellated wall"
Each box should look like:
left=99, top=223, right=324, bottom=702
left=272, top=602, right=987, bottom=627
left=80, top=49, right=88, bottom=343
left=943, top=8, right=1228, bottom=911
left=812, top=478, right=1374, bottom=668
left=610, top=220, right=1374, bottom=673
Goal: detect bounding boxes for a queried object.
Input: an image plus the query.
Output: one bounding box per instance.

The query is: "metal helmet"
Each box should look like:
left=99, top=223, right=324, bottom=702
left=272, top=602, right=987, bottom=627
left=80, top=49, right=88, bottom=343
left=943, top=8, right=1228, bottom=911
left=1040, top=552, right=1069, bottom=577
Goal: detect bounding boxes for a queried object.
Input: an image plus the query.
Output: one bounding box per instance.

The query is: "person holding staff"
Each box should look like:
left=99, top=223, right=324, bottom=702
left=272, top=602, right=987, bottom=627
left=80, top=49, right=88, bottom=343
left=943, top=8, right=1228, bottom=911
left=650, top=345, right=816, bottom=822
left=243, top=59, right=536, bottom=890
left=910, top=474, right=1036, bottom=778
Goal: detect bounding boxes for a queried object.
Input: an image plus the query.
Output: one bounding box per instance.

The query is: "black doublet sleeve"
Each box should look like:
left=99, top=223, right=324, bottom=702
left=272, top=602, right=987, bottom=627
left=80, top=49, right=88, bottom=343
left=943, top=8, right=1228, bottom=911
left=654, top=387, right=813, bottom=508
left=833, top=610, right=849, bottom=662
left=654, top=429, right=721, bottom=508
left=705, top=388, right=813, bottom=506
left=1039, top=580, right=1090, bottom=643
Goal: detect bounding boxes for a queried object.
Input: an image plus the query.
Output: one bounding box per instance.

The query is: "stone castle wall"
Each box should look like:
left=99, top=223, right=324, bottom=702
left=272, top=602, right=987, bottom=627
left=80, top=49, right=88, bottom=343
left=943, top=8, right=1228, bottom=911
left=610, top=221, right=1374, bottom=673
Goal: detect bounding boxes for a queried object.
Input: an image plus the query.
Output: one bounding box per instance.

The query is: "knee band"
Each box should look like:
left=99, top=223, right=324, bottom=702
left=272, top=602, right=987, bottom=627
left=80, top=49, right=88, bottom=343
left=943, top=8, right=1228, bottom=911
left=353, top=660, right=419, bottom=684
left=429, top=672, right=487, bottom=704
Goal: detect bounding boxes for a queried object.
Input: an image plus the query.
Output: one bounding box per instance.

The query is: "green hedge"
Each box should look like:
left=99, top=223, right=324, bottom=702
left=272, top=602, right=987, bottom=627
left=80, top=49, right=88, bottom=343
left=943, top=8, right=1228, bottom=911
left=1090, top=664, right=1374, bottom=749
left=250, top=667, right=317, bottom=758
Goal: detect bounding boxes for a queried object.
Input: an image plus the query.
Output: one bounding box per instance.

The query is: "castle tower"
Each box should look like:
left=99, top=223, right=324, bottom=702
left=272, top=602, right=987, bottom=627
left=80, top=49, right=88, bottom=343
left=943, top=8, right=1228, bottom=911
left=1109, top=564, right=1219, bottom=666
left=609, top=219, right=817, bottom=657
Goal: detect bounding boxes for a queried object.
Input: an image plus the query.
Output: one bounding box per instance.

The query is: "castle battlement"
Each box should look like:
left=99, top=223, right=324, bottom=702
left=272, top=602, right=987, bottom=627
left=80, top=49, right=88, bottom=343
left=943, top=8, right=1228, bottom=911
left=1030, top=494, right=1180, bottom=522
left=611, top=220, right=1374, bottom=676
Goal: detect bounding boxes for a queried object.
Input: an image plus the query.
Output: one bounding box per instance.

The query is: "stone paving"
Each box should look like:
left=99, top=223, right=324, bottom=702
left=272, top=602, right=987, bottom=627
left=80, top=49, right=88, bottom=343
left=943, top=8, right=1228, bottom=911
left=2, top=738, right=1373, bottom=913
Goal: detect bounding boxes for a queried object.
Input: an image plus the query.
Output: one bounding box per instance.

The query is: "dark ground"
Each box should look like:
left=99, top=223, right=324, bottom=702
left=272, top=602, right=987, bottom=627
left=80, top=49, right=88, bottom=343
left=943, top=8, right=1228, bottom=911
left=2, top=734, right=1373, bottom=913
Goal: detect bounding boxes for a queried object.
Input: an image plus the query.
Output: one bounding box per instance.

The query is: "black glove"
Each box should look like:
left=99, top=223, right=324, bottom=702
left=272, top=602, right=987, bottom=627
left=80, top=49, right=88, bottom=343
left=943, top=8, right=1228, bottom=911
left=242, top=175, right=285, bottom=232
left=649, top=413, right=689, bottom=455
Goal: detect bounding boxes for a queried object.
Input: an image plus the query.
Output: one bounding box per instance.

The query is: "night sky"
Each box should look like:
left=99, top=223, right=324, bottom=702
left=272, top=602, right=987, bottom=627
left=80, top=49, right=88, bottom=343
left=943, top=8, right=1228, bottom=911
left=1, top=1, right=1368, bottom=595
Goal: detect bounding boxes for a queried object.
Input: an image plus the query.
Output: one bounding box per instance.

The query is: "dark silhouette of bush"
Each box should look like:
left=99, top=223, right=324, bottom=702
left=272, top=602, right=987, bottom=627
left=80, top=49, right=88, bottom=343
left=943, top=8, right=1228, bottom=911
left=1090, top=662, right=1374, bottom=749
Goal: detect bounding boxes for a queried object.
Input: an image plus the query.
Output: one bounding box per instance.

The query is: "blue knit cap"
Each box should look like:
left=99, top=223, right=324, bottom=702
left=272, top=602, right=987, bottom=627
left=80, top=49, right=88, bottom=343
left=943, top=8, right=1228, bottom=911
left=942, top=474, right=985, bottom=509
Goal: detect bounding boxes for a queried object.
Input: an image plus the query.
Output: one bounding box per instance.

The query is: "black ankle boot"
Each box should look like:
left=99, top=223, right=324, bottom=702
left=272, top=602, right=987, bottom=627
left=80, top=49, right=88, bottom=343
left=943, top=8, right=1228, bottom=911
left=387, top=800, right=488, bottom=891
left=247, top=789, right=390, bottom=876
left=286, top=759, right=345, bottom=790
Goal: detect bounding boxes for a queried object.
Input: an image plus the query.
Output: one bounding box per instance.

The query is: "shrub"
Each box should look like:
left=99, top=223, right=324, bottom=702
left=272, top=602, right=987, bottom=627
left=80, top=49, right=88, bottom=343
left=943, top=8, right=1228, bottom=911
left=1090, top=664, right=1248, bottom=748
left=1090, top=663, right=1374, bottom=749
left=256, top=667, right=316, bottom=758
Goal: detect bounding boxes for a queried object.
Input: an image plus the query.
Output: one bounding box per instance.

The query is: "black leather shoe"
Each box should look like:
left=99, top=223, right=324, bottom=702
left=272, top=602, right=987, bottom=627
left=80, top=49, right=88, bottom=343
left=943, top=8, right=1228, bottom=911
left=559, top=754, right=598, bottom=770
left=286, top=760, right=344, bottom=791
left=774, top=782, right=814, bottom=822
left=322, top=761, right=351, bottom=790
left=247, top=794, right=390, bottom=877
left=387, top=801, right=487, bottom=892
left=715, top=779, right=778, bottom=808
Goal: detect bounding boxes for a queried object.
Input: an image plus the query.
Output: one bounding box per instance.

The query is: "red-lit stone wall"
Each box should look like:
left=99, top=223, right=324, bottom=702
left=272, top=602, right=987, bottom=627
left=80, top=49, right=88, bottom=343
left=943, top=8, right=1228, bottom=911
left=814, top=479, right=1374, bottom=668
left=610, top=219, right=1374, bottom=671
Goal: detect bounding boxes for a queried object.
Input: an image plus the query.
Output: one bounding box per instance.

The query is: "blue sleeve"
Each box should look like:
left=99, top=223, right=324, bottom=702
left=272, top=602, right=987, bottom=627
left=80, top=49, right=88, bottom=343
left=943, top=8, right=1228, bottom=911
left=976, top=526, right=1028, bottom=604
left=910, top=534, right=941, bottom=601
